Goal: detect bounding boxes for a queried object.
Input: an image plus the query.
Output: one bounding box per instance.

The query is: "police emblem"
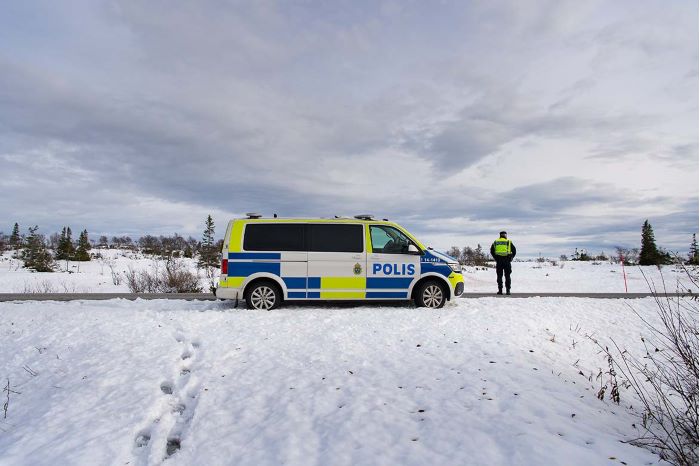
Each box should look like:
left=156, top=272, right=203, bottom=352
left=353, top=263, right=362, bottom=275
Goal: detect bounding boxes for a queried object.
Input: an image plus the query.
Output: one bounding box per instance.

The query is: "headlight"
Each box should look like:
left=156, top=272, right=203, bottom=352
left=448, top=262, right=461, bottom=273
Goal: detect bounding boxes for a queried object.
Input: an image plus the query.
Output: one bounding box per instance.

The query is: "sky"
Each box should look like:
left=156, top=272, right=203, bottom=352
left=0, top=0, right=697, bottom=258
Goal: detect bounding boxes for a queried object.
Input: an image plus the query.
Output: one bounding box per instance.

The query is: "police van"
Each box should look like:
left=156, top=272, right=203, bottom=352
left=215, top=214, right=464, bottom=309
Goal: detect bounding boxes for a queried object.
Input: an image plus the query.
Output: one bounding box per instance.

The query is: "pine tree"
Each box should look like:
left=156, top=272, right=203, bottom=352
left=639, top=220, right=660, bottom=266
left=688, top=234, right=699, bottom=266
left=55, top=227, right=76, bottom=261
left=198, top=215, right=218, bottom=270
left=9, top=222, right=21, bottom=250
left=74, top=229, right=91, bottom=261
left=21, top=226, right=54, bottom=272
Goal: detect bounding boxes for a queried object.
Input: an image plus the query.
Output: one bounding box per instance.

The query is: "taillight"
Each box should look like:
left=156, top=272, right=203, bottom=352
left=221, top=259, right=228, bottom=275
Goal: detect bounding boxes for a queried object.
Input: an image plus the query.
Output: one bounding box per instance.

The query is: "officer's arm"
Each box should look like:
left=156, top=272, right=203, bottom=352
left=511, top=243, right=516, bottom=260
left=490, top=242, right=496, bottom=259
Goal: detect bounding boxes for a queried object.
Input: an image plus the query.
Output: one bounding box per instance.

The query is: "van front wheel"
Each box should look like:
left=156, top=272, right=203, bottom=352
left=245, top=281, right=281, bottom=310
left=414, top=280, right=446, bottom=309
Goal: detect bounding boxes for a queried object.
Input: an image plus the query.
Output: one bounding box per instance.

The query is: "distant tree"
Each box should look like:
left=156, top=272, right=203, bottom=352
left=74, top=229, right=91, bottom=261
left=595, top=251, right=608, bottom=261
left=98, top=235, right=109, bottom=249
left=615, top=246, right=638, bottom=265
left=688, top=234, right=699, bottom=266
left=448, top=246, right=461, bottom=262
left=198, top=215, right=218, bottom=270
left=473, top=244, right=489, bottom=266
left=121, top=236, right=134, bottom=250
left=55, top=227, right=76, bottom=261
left=21, top=226, right=54, bottom=272
left=571, top=248, right=592, bottom=261
left=9, top=222, right=21, bottom=250
left=461, top=246, right=474, bottom=265
left=559, top=254, right=568, bottom=262
left=639, top=220, right=661, bottom=266
left=138, top=235, right=161, bottom=255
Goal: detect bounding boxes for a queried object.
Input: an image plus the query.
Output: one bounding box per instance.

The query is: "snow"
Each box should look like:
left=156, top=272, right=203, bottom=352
left=0, top=249, right=694, bottom=294
left=0, top=297, right=678, bottom=465
left=464, top=260, right=693, bottom=293
left=0, top=250, right=213, bottom=293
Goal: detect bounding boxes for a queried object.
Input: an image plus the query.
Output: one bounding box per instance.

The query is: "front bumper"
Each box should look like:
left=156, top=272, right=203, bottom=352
left=448, top=272, right=465, bottom=298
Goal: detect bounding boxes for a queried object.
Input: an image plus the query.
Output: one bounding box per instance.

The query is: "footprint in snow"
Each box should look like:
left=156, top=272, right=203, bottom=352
left=134, top=430, right=151, bottom=448
left=166, top=438, right=181, bottom=456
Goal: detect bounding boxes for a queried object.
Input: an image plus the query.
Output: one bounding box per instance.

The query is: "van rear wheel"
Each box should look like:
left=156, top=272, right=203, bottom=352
left=414, top=280, right=446, bottom=309
left=245, top=281, right=281, bottom=310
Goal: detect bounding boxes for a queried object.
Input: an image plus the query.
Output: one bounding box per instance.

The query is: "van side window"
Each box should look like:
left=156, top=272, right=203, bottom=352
left=308, top=224, right=363, bottom=253
left=244, top=224, right=305, bottom=251
left=370, top=225, right=415, bottom=254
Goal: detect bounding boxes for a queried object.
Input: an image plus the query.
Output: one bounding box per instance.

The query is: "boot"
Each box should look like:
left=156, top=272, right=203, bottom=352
left=497, top=289, right=503, bottom=295
left=506, top=289, right=511, bottom=295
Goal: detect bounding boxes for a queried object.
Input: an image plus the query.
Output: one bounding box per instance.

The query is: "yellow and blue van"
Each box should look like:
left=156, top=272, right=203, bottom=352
left=215, top=215, right=464, bottom=309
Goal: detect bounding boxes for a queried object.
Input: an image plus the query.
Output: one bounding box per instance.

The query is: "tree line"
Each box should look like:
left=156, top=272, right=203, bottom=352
left=447, top=220, right=698, bottom=267
left=0, top=215, right=223, bottom=273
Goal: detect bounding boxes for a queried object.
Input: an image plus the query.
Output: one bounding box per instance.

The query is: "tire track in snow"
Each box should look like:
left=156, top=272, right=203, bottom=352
left=133, top=328, right=203, bottom=465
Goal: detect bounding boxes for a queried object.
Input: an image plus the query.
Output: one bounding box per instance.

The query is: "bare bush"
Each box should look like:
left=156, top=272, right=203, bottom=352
left=21, top=280, right=57, bottom=293
left=161, top=258, right=202, bottom=293
left=125, top=259, right=202, bottom=293
left=589, top=265, right=698, bottom=465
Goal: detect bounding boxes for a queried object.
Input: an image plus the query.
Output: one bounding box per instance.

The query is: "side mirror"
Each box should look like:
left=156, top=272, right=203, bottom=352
left=407, top=244, right=420, bottom=255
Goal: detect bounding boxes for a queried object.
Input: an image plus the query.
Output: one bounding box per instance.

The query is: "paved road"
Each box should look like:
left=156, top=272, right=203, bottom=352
left=0, top=292, right=695, bottom=302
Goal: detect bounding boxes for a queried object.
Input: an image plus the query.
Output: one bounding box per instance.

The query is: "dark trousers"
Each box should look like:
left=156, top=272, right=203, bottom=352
left=496, top=259, right=512, bottom=291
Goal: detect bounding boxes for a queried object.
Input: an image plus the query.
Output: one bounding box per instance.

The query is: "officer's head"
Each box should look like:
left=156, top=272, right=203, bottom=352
left=499, top=231, right=507, bottom=238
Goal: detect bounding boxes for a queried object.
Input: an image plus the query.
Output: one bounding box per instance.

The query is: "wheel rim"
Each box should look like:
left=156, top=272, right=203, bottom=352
left=251, top=286, right=276, bottom=310
left=422, top=284, right=443, bottom=308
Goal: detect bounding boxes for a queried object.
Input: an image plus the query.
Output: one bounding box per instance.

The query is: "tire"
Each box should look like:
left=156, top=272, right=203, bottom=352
left=414, top=280, right=447, bottom=309
left=245, top=280, right=282, bottom=310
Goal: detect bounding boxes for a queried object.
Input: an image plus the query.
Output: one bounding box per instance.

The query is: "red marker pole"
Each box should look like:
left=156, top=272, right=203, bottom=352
left=620, top=253, right=628, bottom=293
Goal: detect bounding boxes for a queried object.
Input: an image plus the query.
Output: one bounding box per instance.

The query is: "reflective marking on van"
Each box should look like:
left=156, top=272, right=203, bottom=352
left=366, top=277, right=413, bottom=289
left=282, top=277, right=307, bottom=290
left=229, top=252, right=281, bottom=260
left=308, top=277, right=321, bottom=289
left=320, top=291, right=365, bottom=299
left=321, top=277, right=365, bottom=290
left=366, top=291, right=408, bottom=299
left=228, top=262, right=280, bottom=276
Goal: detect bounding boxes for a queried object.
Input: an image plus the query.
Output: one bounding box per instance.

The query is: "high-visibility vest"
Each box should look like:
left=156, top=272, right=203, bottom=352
left=493, top=239, right=511, bottom=256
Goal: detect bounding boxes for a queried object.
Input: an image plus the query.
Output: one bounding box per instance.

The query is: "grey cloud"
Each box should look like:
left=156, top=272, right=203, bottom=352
left=0, top=1, right=696, bottom=257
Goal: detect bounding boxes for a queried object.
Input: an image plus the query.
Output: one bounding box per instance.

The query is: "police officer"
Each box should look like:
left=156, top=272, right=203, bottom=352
left=490, top=231, right=516, bottom=295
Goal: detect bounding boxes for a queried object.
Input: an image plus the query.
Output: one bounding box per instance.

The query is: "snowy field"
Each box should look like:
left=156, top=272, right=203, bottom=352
left=0, top=249, right=694, bottom=294
left=0, top=250, right=212, bottom=294
left=0, top=297, right=681, bottom=466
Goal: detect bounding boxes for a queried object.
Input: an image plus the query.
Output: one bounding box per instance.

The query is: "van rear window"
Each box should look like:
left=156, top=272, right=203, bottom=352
left=308, top=224, right=363, bottom=253
left=243, top=224, right=305, bottom=251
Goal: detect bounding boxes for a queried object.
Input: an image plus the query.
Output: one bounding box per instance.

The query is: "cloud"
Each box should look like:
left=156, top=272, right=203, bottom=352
left=0, top=1, right=696, bottom=256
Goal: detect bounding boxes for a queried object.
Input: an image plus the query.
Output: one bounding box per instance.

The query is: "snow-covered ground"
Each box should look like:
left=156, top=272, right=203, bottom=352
left=463, top=260, right=694, bottom=293
left=0, top=250, right=213, bottom=293
left=0, top=297, right=682, bottom=465
left=0, top=249, right=694, bottom=294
